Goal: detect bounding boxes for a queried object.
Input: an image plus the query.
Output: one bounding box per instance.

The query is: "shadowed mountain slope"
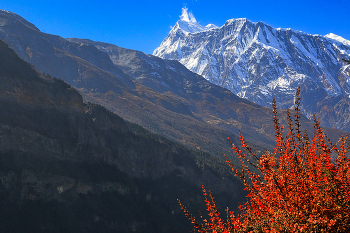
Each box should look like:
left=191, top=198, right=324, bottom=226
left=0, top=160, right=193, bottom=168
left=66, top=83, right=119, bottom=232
left=0, top=39, right=248, bottom=233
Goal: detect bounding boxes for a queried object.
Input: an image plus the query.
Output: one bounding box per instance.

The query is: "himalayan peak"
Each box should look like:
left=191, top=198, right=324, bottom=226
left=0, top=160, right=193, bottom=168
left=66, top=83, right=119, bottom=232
left=174, top=7, right=218, bottom=34
left=154, top=9, right=350, bottom=130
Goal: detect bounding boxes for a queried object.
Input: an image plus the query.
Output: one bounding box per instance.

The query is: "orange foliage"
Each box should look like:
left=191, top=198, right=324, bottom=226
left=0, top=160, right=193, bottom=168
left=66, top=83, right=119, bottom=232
left=178, top=87, right=350, bottom=232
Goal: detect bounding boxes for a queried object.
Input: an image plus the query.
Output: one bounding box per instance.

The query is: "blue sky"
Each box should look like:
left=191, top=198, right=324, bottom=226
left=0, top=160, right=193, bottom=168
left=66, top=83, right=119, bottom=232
left=1, top=0, right=350, bottom=54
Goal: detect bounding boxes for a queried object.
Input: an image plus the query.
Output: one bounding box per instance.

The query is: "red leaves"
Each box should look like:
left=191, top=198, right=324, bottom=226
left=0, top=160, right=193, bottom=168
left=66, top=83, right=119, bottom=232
left=178, top=185, right=239, bottom=233
left=179, top=87, right=350, bottom=232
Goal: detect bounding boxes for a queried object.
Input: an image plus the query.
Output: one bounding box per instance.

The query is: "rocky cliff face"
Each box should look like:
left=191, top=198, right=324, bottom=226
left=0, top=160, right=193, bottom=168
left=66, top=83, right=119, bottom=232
left=154, top=15, right=350, bottom=131
left=0, top=39, right=246, bottom=233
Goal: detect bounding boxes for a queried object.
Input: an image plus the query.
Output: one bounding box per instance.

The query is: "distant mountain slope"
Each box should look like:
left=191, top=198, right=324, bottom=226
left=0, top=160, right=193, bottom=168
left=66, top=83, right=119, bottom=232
left=0, top=39, right=248, bottom=233
left=0, top=10, right=135, bottom=91
left=154, top=9, right=350, bottom=131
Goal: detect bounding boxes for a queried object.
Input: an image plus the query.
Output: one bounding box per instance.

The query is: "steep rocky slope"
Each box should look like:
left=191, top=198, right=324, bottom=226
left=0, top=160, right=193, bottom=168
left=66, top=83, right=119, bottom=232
left=0, top=39, right=249, bottom=232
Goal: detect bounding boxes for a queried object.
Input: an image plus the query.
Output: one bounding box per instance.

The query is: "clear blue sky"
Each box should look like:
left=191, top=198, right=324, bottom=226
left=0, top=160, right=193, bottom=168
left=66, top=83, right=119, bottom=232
left=1, top=0, right=349, bottom=54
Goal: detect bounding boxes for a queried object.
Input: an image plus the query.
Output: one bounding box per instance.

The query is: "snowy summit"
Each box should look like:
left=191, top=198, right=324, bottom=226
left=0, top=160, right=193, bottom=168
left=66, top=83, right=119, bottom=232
left=175, top=7, right=218, bottom=34
left=154, top=8, right=350, bottom=118
left=325, top=33, right=350, bottom=47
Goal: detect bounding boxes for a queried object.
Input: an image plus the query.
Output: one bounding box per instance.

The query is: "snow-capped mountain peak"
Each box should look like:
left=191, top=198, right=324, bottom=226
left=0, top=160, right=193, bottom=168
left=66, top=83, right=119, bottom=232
left=180, top=6, right=197, bottom=23
left=174, top=7, right=218, bottom=34
left=325, top=33, right=350, bottom=46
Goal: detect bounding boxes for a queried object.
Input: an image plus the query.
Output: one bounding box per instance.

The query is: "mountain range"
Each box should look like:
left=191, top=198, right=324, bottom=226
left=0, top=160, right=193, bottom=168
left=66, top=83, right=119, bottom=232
left=0, top=9, right=346, bottom=154
left=154, top=8, right=350, bottom=131
left=1, top=8, right=350, bottom=232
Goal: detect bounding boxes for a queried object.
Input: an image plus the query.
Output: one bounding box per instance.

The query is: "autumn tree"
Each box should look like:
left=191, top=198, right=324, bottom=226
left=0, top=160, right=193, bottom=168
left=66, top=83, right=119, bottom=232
left=178, top=87, right=350, bottom=232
